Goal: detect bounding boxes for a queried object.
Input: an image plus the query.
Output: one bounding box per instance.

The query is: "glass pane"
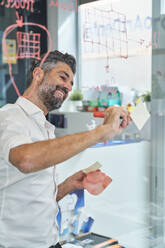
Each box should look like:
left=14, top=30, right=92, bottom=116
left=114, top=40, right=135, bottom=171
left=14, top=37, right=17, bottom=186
left=0, top=1, right=47, bottom=106
left=78, top=0, right=164, bottom=247
left=1, top=0, right=165, bottom=247
left=79, top=0, right=151, bottom=95
left=151, top=0, right=165, bottom=246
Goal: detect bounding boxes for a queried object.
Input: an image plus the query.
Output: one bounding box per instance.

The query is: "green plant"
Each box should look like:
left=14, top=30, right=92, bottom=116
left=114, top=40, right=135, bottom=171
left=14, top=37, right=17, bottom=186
left=141, top=91, right=151, bottom=102
left=69, top=90, right=83, bottom=101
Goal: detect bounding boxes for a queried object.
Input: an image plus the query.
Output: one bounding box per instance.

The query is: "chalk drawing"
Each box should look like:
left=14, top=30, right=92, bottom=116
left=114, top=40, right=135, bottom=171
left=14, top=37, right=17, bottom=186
left=17, top=32, right=41, bottom=60
left=83, top=5, right=128, bottom=72
left=146, top=32, right=159, bottom=48
left=0, top=0, right=35, bottom=12
left=82, top=2, right=158, bottom=76
left=2, top=12, right=53, bottom=96
left=48, top=0, right=78, bottom=12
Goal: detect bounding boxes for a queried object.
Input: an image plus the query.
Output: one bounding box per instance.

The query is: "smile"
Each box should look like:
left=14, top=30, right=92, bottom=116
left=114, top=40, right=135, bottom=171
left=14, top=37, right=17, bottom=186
left=54, top=89, right=65, bottom=99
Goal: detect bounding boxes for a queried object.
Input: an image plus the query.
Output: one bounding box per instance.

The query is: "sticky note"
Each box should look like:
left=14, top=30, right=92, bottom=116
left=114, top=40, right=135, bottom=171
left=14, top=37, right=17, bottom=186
left=83, top=161, right=102, bottom=174
left=130, top=101, right=150, bottom=130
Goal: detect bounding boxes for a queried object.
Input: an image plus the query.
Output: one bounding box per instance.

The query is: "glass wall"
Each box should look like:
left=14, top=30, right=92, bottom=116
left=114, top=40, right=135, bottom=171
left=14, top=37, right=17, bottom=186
left=0, top=0, right=165, bottom=247
left=77, top=0, right=165, bottom=247
left=79, top=0, right=151, bottom=103
left=151, top=0, right=165, bottom=246
left=0, top=0, right=47, bottom=106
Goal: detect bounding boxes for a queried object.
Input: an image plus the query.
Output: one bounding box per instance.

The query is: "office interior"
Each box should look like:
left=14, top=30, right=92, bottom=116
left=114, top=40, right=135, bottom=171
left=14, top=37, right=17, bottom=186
left=0, top=0, right=165, bottom=247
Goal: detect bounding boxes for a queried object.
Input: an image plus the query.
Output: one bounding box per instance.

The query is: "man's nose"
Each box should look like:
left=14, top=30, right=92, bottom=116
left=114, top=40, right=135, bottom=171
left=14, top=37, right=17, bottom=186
left=66, top=82, right=72, bottom=92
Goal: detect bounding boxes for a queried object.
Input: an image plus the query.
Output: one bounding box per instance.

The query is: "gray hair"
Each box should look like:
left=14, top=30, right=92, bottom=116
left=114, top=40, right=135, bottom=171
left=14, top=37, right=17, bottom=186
left=26, top=50, right=76, bottom=88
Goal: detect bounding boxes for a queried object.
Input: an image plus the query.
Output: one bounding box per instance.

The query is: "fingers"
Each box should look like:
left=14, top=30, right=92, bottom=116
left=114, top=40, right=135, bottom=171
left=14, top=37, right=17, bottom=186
left=72, top=171, right=86, bottom=190
left=75, top=170, right=86, bottom=180
left=101, top=106, right=131, bottom=141
left=104, top=106, right=130, bottom=127
left=120, top=112, right=132, bottom=128
left=70, top=171, right=86, bottom=184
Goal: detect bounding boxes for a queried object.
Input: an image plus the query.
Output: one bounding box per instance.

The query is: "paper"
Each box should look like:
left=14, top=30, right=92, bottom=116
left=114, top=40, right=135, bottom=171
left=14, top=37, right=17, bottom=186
left=83, top=161, right=102, bottom=174
left=130, top=101, right=150, bottom=130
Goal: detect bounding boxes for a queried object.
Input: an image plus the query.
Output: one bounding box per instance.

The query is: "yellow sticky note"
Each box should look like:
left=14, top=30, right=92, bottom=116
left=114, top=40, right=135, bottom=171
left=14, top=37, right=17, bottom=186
left=2, top=39, right=17, bottom=64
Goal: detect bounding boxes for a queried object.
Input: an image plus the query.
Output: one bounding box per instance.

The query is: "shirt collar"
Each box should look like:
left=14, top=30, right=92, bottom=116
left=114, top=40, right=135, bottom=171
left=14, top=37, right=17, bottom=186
left=15, top=97, right=55, bottom=132
left=16, top=96, right=45, bottom=117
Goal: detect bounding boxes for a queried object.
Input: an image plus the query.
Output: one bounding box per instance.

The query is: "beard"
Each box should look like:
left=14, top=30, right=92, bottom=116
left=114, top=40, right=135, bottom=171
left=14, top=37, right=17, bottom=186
left=38, top=81, right=68, bottom=112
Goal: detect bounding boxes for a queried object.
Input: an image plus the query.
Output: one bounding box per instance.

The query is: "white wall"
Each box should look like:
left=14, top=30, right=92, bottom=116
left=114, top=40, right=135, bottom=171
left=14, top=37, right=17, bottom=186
left=56, top=141, right=151, bottom=248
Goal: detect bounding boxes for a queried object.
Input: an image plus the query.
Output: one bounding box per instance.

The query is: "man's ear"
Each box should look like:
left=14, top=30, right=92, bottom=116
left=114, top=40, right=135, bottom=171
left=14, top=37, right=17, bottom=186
left=33, top=67, right=44, bottom=85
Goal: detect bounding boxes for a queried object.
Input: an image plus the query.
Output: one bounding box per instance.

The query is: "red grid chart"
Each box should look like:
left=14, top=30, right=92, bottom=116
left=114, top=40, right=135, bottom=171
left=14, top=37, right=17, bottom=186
left=16, top=31, right=41, bottom=59
left=83, top=7, right=128, bottom=60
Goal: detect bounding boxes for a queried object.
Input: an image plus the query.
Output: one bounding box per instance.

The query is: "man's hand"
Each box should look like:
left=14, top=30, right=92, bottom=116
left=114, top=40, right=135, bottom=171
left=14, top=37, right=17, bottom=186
left=57, top=169, right=113, bottom=201
left=65, top=170, right=86, bottom=191
left=56, top=170, right=86, bottom=202
left=101, top=106, right=131, bottom=142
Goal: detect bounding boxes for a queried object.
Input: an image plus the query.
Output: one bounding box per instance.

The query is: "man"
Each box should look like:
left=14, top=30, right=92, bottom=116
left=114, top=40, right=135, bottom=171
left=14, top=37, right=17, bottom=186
left=0, top=50, right=131, bottom=248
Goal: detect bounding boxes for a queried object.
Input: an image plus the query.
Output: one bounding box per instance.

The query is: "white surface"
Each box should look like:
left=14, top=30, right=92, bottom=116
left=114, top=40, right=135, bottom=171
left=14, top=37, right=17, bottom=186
left=131, top=102, right=150, bottom=130
left=56, top=141, right=151, bottom=247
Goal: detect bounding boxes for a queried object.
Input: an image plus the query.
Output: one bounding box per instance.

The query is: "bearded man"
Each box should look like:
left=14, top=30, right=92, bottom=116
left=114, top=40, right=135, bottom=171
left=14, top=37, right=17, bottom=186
left=0, top=50, right=131, bottom=248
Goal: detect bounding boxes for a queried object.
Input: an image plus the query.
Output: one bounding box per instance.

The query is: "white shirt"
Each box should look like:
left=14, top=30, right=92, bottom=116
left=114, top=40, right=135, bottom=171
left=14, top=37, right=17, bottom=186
left=0, top=97, right=59, bottom=248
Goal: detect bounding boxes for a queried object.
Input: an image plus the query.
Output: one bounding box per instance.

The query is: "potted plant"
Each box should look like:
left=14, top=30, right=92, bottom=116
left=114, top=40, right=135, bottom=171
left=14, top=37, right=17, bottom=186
left=69, top=90, right=83, bottom=101
left=140, top=91, right=151, bottom=112
left=69, top=90, right=83, bottom=111
left=141, top=91, right=151, bottom=102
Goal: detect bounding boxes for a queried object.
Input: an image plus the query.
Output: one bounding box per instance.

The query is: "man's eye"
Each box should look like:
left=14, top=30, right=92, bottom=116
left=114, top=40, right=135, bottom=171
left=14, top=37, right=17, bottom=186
left=60, top=76, right=66, bottom=81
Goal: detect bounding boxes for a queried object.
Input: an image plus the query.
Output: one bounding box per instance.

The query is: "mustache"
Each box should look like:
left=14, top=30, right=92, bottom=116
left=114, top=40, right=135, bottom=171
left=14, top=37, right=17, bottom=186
left=55, top=85, right=68, bottom=94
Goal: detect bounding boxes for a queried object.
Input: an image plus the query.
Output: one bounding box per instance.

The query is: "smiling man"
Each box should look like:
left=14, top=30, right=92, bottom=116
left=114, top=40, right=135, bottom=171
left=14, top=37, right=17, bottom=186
left=0, top=50, right=131, bottom=248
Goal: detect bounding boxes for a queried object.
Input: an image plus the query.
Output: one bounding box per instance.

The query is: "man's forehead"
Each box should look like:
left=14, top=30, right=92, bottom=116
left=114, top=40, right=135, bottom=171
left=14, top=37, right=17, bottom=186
left=52, top=62, right=73, bottom=73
